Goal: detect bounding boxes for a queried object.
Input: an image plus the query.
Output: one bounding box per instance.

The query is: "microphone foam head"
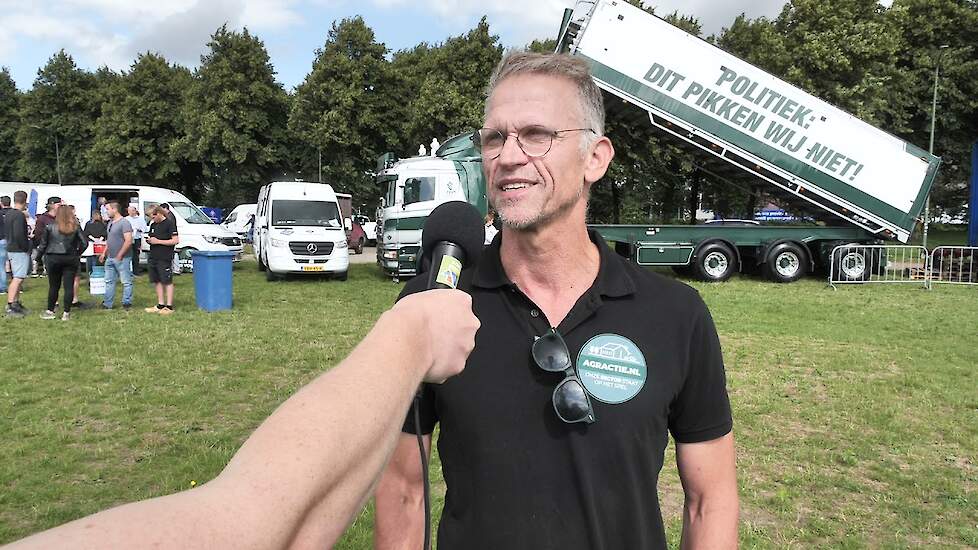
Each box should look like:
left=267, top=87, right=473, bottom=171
left=421, top=201, right=485, bottom=268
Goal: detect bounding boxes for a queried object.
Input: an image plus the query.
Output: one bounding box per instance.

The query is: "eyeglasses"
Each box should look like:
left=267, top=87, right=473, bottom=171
left=471, top=126, right=594, bottom=160
left=531, top=328, right=595, bottom=424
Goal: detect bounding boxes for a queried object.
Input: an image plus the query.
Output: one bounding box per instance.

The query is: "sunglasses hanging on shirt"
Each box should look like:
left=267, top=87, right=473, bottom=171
left=532, top=328, right=596, bottom=424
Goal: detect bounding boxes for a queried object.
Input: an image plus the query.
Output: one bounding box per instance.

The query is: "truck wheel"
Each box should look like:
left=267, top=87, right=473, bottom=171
left=832, top=248, right=871, bottom=282
left=764, top=243, right=808, bottom=283
left=693, top=243, right=737, bottom=282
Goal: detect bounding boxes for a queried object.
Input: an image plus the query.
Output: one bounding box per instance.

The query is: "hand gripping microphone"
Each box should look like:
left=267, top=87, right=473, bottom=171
left=415, top=200, right=484, bottom=550
left=421, top=201, right=485, bottom=290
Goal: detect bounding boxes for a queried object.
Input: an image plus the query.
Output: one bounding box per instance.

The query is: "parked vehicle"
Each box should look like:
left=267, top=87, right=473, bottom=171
left=0, top=182, right=243, bottom=272
left=336, top=192, right=367, bottom=254
left=353, top=215, right=377, bottom=245
left=374, top=136, right=487, bottom=280
left=221, top=203, right=257, bottom=239
left=377, top=3, right=941, bottom=284
left=254, top=181, right=349, bottom=281
left=555, top=0, right=940, bottom=282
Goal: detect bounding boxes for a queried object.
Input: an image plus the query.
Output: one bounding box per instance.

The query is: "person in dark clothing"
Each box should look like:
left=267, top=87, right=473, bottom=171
left=37, top=204, right=87, bottom=320
left=83, top=210, right=108, bottom=275
left=4, top=191, right=32, bottom=317
left=32, top=196, right=60, bottom=277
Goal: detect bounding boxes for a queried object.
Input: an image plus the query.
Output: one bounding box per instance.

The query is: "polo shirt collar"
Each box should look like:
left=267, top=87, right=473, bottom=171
left=472, top=228, right=635, bottom=298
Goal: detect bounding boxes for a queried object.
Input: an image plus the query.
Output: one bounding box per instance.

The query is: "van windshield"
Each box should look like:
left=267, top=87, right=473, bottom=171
left=272, top=200, right=341, bottom=228
left=169, top=201, right=215, bottom=224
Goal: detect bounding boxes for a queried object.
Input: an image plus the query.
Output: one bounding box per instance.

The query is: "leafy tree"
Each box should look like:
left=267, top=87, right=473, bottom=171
left=396, top=17, right=503, bottom=155
left=289, top=16, right=399, bottom=206
left=887, top=0, right=978, bottom=218
left=0, top=68, right=20, bottom=180
left=16, top=51, right=99, bottom=184
left=175, top=25, right=289, bottom=205
left=87, top=53, right=192, bottom=187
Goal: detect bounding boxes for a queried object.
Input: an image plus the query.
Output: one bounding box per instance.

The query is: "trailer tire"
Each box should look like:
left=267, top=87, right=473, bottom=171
left=693, top=242, right=737, bottom=282
left=832, top=248, right=871, bottom=282
left=763, top=242, right=808, bottom=283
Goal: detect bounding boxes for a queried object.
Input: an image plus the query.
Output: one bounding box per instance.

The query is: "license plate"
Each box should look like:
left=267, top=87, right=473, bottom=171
left=302, top=266, right=324, bottom=272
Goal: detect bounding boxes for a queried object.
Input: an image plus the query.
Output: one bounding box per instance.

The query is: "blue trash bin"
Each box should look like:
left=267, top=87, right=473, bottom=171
left=190, top=251, right=236, bottom=312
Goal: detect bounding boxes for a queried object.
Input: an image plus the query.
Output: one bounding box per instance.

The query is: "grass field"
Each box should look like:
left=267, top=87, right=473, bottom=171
left=1, top=256, right=976, bottom=548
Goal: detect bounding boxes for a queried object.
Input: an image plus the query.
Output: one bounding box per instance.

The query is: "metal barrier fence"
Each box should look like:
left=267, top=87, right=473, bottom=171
left=828, top=245, right=930, bottom=289
left=829, top=245, right=978, bottom=289
left=929, top=247, right=978, bottom=286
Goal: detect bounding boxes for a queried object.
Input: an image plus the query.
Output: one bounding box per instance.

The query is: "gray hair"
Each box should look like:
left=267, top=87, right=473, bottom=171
left=485, top=51, right=605, bottom=151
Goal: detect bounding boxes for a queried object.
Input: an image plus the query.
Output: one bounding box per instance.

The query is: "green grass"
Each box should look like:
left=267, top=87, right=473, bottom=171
left=1, top=259, right=976, bottom=548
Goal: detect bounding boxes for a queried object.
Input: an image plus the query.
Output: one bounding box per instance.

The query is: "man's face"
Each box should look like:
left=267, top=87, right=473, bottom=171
left=128, top=207, right=137, bottom=217
left=107, top=204, right=118, bottom=218
left=483, top=74, right=592, bottom=231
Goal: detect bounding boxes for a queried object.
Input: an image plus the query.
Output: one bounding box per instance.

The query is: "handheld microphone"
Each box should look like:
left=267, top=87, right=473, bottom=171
left=414, top=200, right=484, bottom=550
left=421, top=201, right=485, bottom=290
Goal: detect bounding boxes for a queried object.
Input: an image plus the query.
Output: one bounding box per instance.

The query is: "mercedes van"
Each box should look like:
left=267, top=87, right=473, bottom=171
left=254, top=182, right=350, bottom=281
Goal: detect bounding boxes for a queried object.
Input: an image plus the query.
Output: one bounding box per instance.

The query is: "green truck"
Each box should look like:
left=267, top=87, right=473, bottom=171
left=376, top=0, right=941, bottom=283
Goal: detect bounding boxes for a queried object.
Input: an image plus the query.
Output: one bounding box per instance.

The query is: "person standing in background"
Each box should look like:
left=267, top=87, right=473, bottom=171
left=4, top=191, right=31, bottom=318
left=484, top=210, right=499, bottom=246
left=83, top=210, right=108, bottom=275
left=99, top=202, right=134, bottom=311
left=127, top=205, right=148, bottom=276
left=37, top=204, right=87, bottom=320
left=32, top=196, right=60, bottom=278
left=98, top=196, right=109, bottom=220
left=0, top=195, right=10, bottom=295
left=144, top=205, right=179, bottom=315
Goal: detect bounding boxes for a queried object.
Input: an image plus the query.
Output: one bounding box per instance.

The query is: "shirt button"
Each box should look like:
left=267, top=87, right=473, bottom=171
left=530, top=309, right=539, bottom=318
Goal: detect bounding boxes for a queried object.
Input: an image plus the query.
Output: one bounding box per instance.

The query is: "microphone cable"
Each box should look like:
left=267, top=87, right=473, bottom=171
left=413, top=394, right=431, bottom=550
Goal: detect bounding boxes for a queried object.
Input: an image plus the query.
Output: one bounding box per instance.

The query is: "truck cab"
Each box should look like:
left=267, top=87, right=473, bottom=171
left=375, top=135, right=486, bottom=280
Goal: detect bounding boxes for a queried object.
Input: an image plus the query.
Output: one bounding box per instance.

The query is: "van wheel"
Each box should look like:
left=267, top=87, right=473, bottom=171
left=693, top=243, right=737, bottom=282
left=764, top=243, right=808, bottom=283
left=258, top=252, right=266, bottom=272
left=335, top=270, right=348, bottom=282
left=266, top=269, right=282, bottom=282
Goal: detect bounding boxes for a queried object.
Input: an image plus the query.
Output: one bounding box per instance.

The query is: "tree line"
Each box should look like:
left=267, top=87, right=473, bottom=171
left=0, top=0, right=974, bottom=225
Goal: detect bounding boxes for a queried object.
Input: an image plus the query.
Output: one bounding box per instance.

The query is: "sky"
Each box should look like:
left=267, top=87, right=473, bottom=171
left=0, top=0, right=882, bottom=92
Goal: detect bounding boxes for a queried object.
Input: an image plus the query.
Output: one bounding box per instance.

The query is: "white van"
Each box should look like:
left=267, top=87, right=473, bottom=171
left=254, top=181, right=349, bottom=281
left=221, top=203, right=257, bottom=239
left=0, top=183, right=243, bottom=271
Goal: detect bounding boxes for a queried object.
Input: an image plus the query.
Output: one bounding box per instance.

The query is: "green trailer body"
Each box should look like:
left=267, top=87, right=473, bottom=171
left=545, top=0, right=942, bottom=281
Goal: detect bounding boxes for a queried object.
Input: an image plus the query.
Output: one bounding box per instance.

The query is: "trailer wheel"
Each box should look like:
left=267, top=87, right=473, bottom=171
left=832, top=248, right=871, bottom=282
left=764, top=243, right=808, bottom=283
left=693, top=243, right=737, bottom=282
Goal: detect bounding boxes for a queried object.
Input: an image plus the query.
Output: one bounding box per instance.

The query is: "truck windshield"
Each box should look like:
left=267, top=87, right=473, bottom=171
left=169, top=201, right=215, bottom=224
left=272, top=200, right=342, bottom=228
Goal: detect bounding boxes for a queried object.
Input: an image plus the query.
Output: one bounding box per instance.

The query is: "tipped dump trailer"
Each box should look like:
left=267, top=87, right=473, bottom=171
left=557, top=0, right=942, bottom=281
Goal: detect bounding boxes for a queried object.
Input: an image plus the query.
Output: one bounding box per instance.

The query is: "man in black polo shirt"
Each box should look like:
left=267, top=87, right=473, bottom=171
left=375, top=53, right=738, bottom=549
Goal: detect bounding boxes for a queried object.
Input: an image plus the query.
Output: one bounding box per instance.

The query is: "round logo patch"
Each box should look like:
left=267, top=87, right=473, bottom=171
left=576, top=334, right=647, bottom=404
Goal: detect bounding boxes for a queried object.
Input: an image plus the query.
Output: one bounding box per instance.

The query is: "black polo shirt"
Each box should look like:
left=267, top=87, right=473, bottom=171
left=399, top=230, right=732, bottom=550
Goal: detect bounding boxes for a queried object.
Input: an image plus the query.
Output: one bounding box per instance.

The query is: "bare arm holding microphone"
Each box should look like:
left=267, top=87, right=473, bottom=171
left=5, top=290, right=479, bottom=550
